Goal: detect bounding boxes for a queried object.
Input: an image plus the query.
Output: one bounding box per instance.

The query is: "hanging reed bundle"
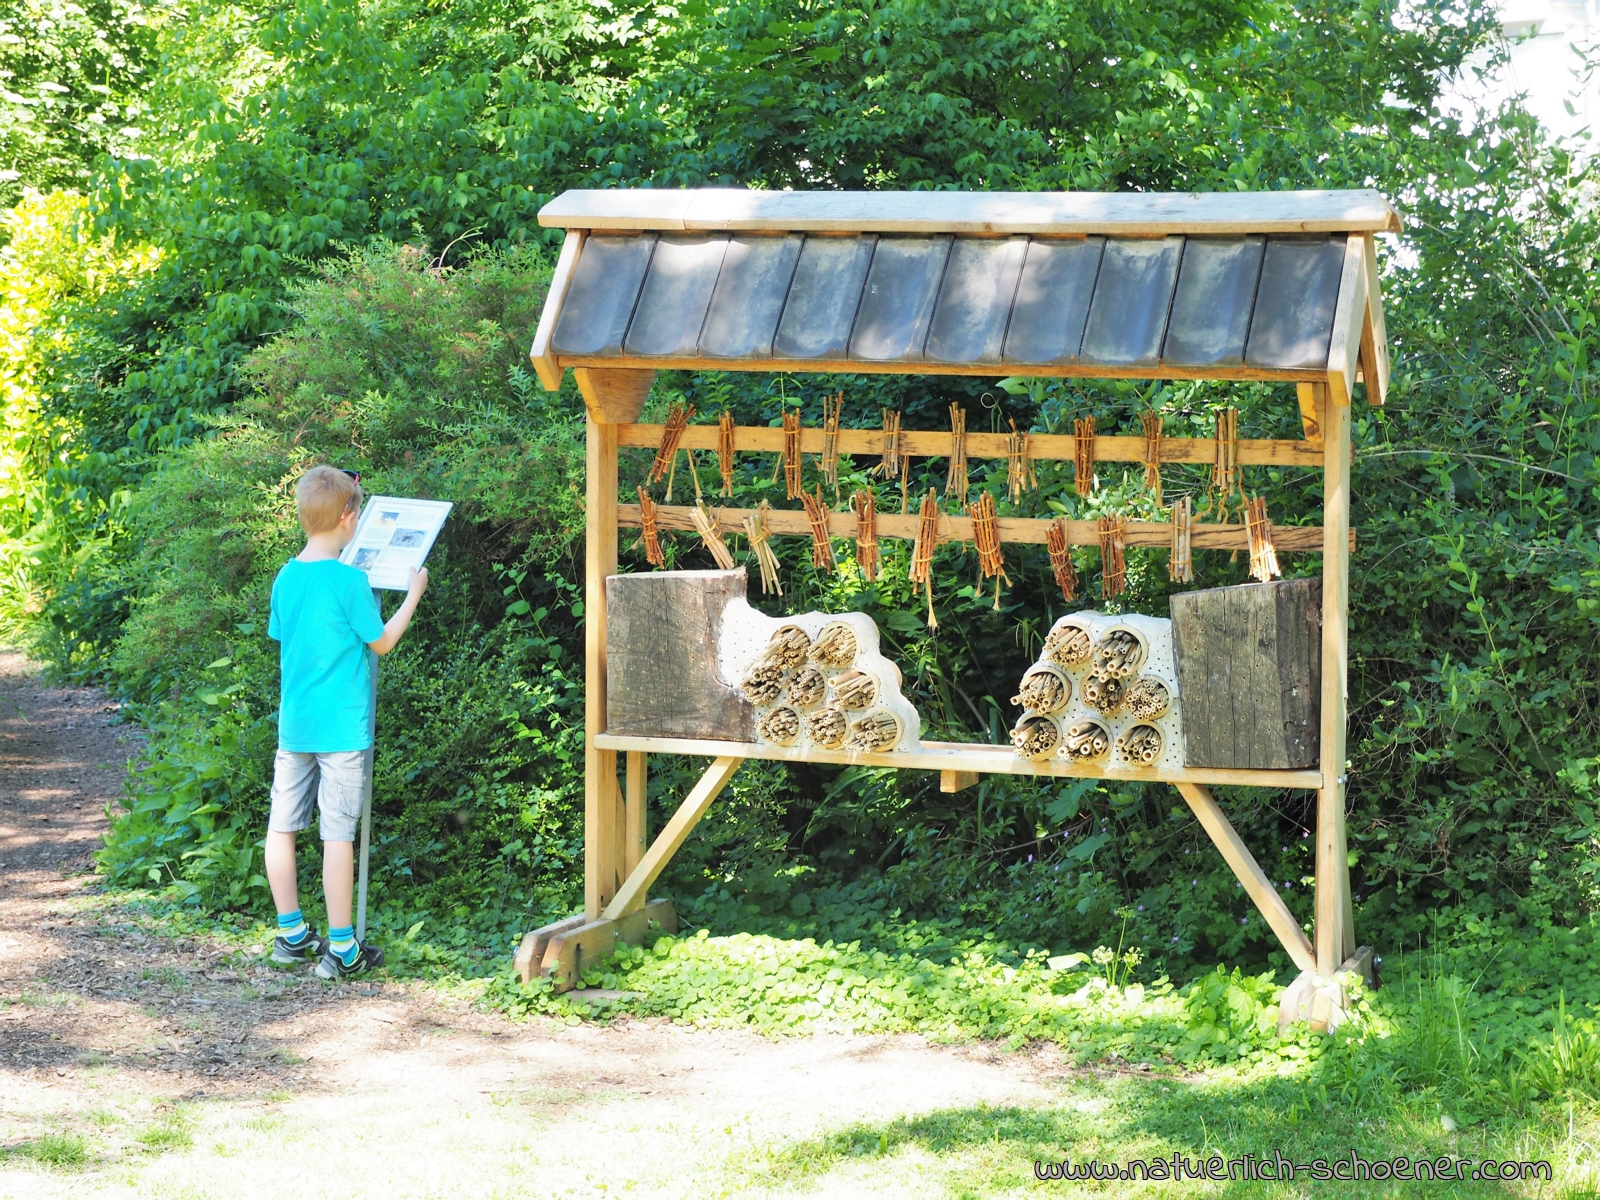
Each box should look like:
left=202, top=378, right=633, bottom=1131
left=1141, top=411, right=1163, bottom=504
left=945, top=404, right=969, bottom=509
left=782, top=408, right=803, bottom=499
left=908, top=487, right=941, bottom=628
left=818, top=391, right=843, bottom=498
left=874, top=409, right=903, bottom=482
left=1046, top=518, right=1079, bottom=602
left=717, top=410, right=735, bottom=497
left=851, top=489, right=880, bottom=583
left=636, top=486, right=665, bottom=568
left=741, top=502, right=783, bottom=596
left=1074, top=416, right=1096, bottom=496
left=648, top=402, right=695, bottom=497
left=971, top=490, right=1009, bottom=609
left=1209, top=407, right=1241, bottom=518
left=1098, top=514, right=1127, bottom=599
left=689, top=503, right=735, bottom=569
left=1006, top=419, right=1035, bottom=503
left=1244, top=494, right=1281, bottom=582
left=799, top=484, right=835, bottom=571
left=1168, top=494, right=1194, bottom=583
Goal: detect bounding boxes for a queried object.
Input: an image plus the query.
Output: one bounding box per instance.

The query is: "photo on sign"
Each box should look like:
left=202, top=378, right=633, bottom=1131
left=377, top=510, right=400, bottom=527
left=390, top=528, right=427, bottom=548
left=353, top=547, right=381, bottom=569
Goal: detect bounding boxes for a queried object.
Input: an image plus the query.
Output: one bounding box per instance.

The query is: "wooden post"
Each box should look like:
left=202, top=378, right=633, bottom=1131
left=625, top=751, right=648, bottom=881
left=1315, top=382, right=1353, bottom=974
left=585, top=417, right=625, bottom=919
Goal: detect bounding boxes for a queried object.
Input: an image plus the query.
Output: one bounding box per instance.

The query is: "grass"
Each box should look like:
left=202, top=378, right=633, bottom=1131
left=0, top=1131, right=89, bottom=1168
left=3, top=1058, right=1600, bottom=1198
left=10, top=889, right=1600, bottom=1195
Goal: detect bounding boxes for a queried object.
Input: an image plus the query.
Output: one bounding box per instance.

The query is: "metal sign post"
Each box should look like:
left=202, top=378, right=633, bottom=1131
left=356, top=635, right=377, bottom=942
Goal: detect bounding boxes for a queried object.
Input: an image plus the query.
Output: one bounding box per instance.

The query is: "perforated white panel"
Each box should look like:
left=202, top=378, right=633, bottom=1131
left=717, top=601, right=923, bottom=754
left=1017, top=610, right=1186, bottom=771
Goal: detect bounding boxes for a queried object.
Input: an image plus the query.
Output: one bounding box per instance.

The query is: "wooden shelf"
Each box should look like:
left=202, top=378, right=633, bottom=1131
left=617, top=423, right=1323, bottom=466
left=593, top=733, right=1324, bottom=790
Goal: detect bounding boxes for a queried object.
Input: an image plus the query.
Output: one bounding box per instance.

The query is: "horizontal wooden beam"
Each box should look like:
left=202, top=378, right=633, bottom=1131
left=594, top=733, right=1325, bottom=791
left=618, top=424, right=1322, bottom=467
left=619, top=502, right=1348, bottom=553
left=538, top=188, right=1402, bottom=236
left=558, top=354, right=1324, bottom=384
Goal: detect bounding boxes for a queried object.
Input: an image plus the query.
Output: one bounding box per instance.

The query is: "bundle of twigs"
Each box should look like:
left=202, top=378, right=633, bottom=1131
left=717, top=410, right=736, bottom=497
left=636, top=486, right=665, bottom=568
left=782, top=408, right=803, bottom=499
left=648, top=402, right=695, bottom=499
left=971, top=490, right=1010, bottom=609
left=851, top=488, right=880, bottom=583
left=874, top=408, right=903, bottom=482
left=1244, top=494, right=1281, bottom=582
left=908, top=487, right=941, bottom=628
left=689, top=503, right=735, bottom=569
left=1046, top=518, right=1079, bottom=602
left=945, top=404, right=969, bottom=509
left=1098, top=515, right=1127, bottom=599
left=1141, top=411, right=1163, bottom=505
left=1074, top=416, right=1096, bottom=496
left=1006, top=419, right=1035, bottom=502
left=821, top=391, right=843, bottom=499
left=741, top=502, right=782, bottom=596
left=799, top=484, right=835, bottom=571
left=1209, top=406, right=1241, bottom=519
left=1168, top=495, right=1194, bottom=583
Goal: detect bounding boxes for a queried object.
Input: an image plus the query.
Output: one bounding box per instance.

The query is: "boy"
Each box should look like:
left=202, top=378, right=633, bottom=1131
left=264, top=465, right=428, bottom=980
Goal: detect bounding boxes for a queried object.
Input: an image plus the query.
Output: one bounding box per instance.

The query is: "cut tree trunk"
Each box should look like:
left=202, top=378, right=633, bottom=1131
left=605, top=568, right=756, bottom=741
left=1169, top=579, right=1322, bottom=769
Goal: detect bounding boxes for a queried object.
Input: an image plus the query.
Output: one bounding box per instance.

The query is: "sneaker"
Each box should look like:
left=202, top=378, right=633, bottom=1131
left=315, top=941, right=385, bottom=980
left=271, top=929, right=327, bottom=964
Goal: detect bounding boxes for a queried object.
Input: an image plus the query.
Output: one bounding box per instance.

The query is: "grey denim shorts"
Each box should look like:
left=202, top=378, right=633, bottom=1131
left=267, top=750, right=369, bottom=842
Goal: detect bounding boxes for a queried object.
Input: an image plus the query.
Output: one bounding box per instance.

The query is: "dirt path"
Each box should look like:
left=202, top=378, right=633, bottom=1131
left=0, top=652, right=1068, bottom=1197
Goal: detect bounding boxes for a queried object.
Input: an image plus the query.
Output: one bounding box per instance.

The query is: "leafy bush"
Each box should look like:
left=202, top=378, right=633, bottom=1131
left=96, top=242, right=591, bottom=943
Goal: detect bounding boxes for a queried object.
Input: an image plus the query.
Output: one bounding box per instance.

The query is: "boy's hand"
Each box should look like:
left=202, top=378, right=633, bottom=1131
left=407, top=566, right=429, bottom=600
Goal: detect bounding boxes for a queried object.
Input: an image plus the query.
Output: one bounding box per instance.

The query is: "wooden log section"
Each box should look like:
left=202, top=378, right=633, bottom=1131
left=619, top=423, right=1324, bottom=466
left=619, top=502, right=1350, bottom=553
left=1170, top=579, right=1323, bottom=770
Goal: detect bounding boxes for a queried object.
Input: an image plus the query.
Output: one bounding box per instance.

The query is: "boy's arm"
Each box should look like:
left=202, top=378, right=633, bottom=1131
left=368, top=567, right=429, bottom=657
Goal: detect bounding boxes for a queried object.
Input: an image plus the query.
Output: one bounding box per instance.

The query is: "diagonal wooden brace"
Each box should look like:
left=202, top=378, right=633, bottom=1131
left=601, top=756, right=744, bottom=922
left=1176, top=782, right=1316, bottom=976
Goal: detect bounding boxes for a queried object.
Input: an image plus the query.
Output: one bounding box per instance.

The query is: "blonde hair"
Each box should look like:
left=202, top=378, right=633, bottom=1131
left=295, top=465, right=362, bottom=535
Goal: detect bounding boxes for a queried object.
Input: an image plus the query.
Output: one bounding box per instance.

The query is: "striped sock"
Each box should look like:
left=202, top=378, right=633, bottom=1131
left=328, top=925, right=357, bottom=966
left=277, top=910, right=310, bottom=945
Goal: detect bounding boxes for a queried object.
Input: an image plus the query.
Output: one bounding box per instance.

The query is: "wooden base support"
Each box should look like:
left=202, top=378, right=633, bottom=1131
left=603, top=755, right=743, bottom=921
left=514, top=899, right=680, bottom=991
left=940, top=770, right=980, bottom=794
left=1276, top=945, right=1375, bottom=1035
left=1176, top=782, right=1317, bottom=975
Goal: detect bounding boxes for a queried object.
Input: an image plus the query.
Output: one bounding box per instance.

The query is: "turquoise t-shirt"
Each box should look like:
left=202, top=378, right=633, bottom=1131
left=268, top=558, right=385, bottom=753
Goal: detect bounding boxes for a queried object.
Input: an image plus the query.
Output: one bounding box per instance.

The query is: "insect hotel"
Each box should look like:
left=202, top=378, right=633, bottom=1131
left=515, top=188, right=1393, bottom=1031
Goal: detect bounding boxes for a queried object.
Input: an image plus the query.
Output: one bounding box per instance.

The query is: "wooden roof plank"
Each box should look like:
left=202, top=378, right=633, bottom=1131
left=540, top=188, right=1401, bottom=235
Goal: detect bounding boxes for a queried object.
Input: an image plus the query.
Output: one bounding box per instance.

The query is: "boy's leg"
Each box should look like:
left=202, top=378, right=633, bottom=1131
left=312, top=751, right=385, bottom=979
left=323, top=839, right=354, bottom=933
left=266, top=751, right=327, bottom=962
